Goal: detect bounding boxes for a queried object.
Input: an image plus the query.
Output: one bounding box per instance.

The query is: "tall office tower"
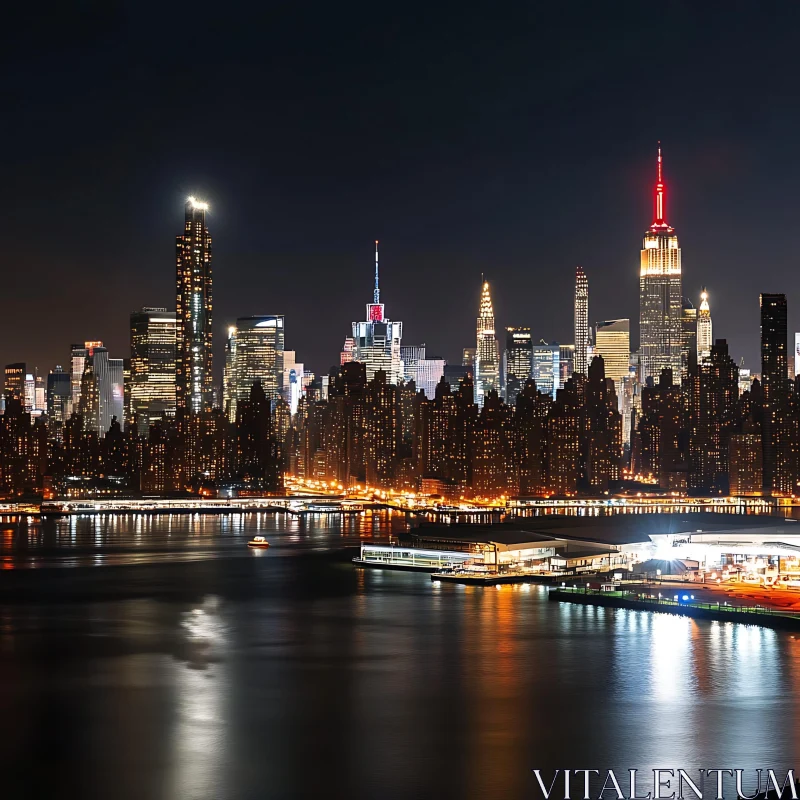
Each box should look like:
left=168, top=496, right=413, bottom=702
left=414, top=358, right=446, bottom=400
left=176, top=196, right=213, bottom=415
left=639, top=145, right=682, bottom=383
left=680, top=299, right=697, bottom=383
left=400, top=344, right=426, bottom=383
left=281, top=351, right=304, bottom=415
left=226, top=315, right=285, bottom=421
left=594, top=319, right=630, bottom=390
left=47, top=366, right=71, bottom=437
left=130, top=307, right=177, bottom=435
left=738, top=362, right=752, bottom=396
left=574, top=266, right=589, bottom=376
left=23, top=373, right=34, bottom=412
left=697, top=288, right=712, bottom=361
left=503, top=327, right=532, bottom=405
left=78, top=345, right=124, bottom=433
left=4, top=363, right=25, bottom=401
left=34, top=373, right=46, bottom=411
left=462, top=348, right=476, bottom=369
left=475, top=280, right=499, bottom=407
left=351, top=242, right=403, bottom=384
left=70, top=342, right=100, bottom=414
left=760, top=293, right=788, bottom=492
left=532, top=341, right=560, bottom=400
left=558, top=345, right=575, bottom=390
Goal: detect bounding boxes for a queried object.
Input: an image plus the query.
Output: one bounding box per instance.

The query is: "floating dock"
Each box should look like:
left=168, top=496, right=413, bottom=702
left=548, top=587, right=800, bottom=630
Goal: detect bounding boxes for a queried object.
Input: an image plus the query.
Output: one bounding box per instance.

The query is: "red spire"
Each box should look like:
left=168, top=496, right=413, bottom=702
left=653, top=141, right=666, bottom=227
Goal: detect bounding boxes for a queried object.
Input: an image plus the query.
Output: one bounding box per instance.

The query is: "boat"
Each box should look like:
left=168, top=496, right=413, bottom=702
left=247, top=535, right=270, bottom=548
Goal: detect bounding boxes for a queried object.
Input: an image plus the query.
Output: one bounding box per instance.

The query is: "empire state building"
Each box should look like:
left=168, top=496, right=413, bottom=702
left=639, top=146, right=682, bottom=383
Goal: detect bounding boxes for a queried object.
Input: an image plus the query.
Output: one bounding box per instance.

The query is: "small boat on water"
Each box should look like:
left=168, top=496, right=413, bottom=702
left=247, top=535, right=270, bottom=548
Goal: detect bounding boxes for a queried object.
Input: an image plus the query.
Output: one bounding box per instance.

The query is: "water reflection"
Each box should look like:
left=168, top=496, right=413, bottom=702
left=0, top=517, right=796, bottom=799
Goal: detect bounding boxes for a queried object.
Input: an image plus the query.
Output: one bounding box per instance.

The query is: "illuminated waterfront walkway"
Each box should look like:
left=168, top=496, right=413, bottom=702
left=549, top=586, right=800, bottom=630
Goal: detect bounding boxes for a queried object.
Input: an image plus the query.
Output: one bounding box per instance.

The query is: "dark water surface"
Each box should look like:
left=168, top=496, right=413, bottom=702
left=0, top=511, right=798, bottom=799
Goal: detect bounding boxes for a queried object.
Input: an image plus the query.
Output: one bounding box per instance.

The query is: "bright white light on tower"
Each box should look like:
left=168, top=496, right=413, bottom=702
left=187, top=196, right=209, bottom=211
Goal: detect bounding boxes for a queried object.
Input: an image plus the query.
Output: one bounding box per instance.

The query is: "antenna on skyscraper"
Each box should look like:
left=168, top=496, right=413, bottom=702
left=374, top=240, right=380, bottom=305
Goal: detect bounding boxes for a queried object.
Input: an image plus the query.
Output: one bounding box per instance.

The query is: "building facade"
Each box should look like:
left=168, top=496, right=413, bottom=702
left=532, top=342, right=560, bottom=400
left=504, top=327, right=532, bottom=405
left=225, top=316, right=285, bottom=421
left=4, top=363, right=25, bottom=402
left=78, top=345, right=124, bottom=434
left=130, top=308, right=177, bottom=435
left=594, top=319, right=630, bottom=390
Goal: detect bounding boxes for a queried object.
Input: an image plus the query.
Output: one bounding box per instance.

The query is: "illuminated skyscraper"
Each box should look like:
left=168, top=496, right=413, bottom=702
left=78, top=345, right=124, bottom=434
left=475, top=280, right=499, bottom=407
left=532, top=341, right=560, bottom=400
left=130, top=307, right=177, bottom=435
left=594, top=319, right=630, bottom=390
left=4, top=363, right=25, bottom=402
left=697, top=288, right=712, bottom=361
left=47, top=367, right=71, bottom=438
left=574, top=266, right=588, bottom=376
left=639, top=146, right=682, bottom=383
left=351, top=242, right=403, bottom=384
left=503, top=327, right=532, bottom=404
left=70, top=343, right=96, bottom=414
left=176, top=196, right=213, bottom=415
left=226, top=315, right=285, bottom=421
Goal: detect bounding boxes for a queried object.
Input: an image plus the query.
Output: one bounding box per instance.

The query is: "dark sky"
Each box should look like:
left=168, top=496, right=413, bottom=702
left=5, top=1, right=800, bottom=378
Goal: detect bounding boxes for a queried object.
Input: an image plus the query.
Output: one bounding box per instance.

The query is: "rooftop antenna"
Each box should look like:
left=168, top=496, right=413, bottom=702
left=374, top=240, right=380, bottom=305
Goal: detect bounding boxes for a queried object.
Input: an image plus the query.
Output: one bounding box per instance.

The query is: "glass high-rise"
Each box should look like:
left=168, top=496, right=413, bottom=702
left=574, top=266, right=588, bottom=376
left=226, top=315, right=285, bottom=420
left=78, top=345, right=124, bottom=434
left=130, top=307, right=177, bottom=435
left=176, top=197, right=213, bottom=415
left=639, top=146, right=682, bottom=383
left=47, top=367, right=71, bottom=436
left=532, top=341, right=560, bottom=400
left=594, top=319, right=630, bottom=390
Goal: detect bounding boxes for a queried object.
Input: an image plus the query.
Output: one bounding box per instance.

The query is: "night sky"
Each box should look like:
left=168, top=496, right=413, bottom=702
left=5, top=1, right=800, bottom=378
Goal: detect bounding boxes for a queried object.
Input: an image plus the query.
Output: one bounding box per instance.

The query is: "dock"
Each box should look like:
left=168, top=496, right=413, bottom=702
left=431, top=571, right=558, bottom=586
left=548, top=587, right=800, bottom=630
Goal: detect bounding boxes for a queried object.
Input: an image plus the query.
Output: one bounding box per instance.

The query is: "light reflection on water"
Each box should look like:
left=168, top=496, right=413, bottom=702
left=0, top=515, right=795, bottom=798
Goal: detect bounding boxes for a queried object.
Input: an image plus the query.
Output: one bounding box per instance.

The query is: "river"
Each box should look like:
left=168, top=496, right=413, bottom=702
left=0, top=511, right=797, bottom=799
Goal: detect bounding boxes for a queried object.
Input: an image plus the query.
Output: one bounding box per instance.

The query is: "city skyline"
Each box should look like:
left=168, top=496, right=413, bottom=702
left=6, top=144, right=797, bottom=387
left=7, top=6, right=800, bottom=377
